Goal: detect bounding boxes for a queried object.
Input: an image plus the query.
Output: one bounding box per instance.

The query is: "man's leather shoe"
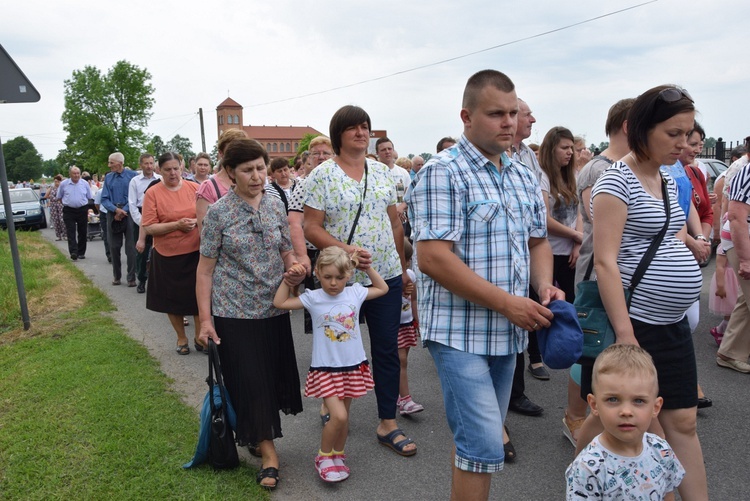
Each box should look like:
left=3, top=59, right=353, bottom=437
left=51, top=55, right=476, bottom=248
left=508, top=395, right=543, bottom=416
left=78, top=255, right=86, bottom=260
left=70, top=254, right=77, bottom=261
left=137, top=282, right=145, bottom=293
left=128, top=280, right=137, bottom=287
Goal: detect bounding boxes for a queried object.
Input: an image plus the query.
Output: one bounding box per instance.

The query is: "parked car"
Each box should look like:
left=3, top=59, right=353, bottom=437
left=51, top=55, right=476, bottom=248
left=698, top=157, right=729, bottom=192
left=0, top=188, right=48, bottom=230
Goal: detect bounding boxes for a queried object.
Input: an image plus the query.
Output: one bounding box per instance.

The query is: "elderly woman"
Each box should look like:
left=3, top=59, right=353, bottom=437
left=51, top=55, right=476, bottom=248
left=141, top=152, right=201, bottom=354
left=44, top=174, right=65, bottom=240
left=304, top=105, right=416, bottom=456
left=577, top=85, right=707, bottom=500
left=197, top=138, right=304, bottom=490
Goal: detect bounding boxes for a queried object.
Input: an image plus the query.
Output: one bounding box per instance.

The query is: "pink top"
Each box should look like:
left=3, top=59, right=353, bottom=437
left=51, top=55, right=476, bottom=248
left=196, top=175, right=231, bottom=204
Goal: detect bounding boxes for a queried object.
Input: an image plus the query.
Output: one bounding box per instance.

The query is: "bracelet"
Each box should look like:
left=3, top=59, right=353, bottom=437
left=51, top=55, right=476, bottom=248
left=694, top=234, right=709, bottom=242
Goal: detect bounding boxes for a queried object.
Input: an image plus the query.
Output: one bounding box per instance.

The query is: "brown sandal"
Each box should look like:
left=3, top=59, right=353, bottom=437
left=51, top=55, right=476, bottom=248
left=563, top=412, right=586, bottom=447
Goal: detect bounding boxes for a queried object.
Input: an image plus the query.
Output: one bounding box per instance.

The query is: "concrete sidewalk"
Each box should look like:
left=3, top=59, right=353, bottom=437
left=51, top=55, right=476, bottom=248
left=39, top=223, right=748, bottom=500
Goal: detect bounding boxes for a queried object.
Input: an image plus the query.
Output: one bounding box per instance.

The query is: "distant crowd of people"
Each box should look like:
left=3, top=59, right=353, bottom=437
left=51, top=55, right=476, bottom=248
left=41, top=68, right=750, bottom=500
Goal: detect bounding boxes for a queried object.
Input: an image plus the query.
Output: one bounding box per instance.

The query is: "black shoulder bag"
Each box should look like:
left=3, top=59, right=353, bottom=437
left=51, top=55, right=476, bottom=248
left=345, top=161, right=368, bottom=246
left=207, top=339, right=239, bottom=470
left=575, top=177, right=671, bottom=361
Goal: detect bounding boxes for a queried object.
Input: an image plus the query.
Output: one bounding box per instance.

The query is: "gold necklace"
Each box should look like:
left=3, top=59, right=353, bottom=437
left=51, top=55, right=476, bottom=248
left=628, top=153, right=662, bottom=199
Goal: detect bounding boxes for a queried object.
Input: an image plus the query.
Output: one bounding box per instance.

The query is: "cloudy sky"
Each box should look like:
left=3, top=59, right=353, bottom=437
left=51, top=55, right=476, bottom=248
left=1, top=0, right=747, bottom=164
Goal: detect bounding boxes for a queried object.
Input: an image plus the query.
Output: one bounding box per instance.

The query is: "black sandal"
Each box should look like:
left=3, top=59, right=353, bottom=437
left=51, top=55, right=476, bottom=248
left=257, top=466, right=280, bottom=490
left=503, top=426, right=516, bottom=463
left=247, top=444, right=262, bottom=458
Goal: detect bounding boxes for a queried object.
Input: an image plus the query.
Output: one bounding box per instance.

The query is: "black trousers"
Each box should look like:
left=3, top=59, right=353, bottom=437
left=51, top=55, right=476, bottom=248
left=133, top=223, right=152, bottom=285
left=62, top=205, right=88, bottom=257
left=107, top=212, right=136, bottom=282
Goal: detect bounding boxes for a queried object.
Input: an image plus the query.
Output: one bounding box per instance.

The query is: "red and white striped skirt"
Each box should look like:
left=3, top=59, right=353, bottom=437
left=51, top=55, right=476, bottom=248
left=304, top=362, right=375, bottom=399
left=398, top=321, right=418, bottom=349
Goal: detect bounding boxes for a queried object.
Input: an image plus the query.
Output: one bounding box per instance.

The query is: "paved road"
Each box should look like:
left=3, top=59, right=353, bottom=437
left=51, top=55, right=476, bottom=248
left=38, top=220, right=748, bottom=500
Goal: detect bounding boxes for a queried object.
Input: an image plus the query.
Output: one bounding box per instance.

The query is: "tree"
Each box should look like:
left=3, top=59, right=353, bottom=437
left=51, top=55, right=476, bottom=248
left=149, top=135, right=167, bottom=157
left=3, top=136, right=43, bottom=182
left=42, top=158, right=62, bottom=177
left=296, top=133, right=320, bottom=154
left=704, top=137, right=717, bottom=148
left=166, top=134, right=195, bottom=159
left=60, top=60, right=155, bottom=175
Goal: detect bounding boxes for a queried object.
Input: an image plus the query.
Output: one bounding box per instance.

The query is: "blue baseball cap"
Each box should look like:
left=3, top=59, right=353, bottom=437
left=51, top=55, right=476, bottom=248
left=536, top=300, right=583, bottom=370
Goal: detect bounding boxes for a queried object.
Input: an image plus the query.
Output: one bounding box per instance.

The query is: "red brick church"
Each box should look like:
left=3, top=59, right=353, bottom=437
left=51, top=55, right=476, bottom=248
left=216, top=97, right=322, bottom=159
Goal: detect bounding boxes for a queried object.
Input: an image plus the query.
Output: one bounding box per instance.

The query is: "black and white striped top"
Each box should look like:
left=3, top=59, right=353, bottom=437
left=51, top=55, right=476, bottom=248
left=591, top=161, right=702, bottom=324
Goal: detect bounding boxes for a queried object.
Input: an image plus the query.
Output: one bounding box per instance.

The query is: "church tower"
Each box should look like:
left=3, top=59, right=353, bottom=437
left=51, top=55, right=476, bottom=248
left=216, top=97, right=244, bottom=138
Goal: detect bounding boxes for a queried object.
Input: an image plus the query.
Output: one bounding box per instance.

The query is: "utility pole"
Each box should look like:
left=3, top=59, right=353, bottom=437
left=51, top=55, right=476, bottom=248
left=199, top=108, right=206, bottom=152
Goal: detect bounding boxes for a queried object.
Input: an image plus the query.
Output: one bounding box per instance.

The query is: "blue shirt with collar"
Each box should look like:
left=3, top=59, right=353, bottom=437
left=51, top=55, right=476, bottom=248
left=101, top=168, right=138, bottom=213
left=56, top=178, right=92, bottom=208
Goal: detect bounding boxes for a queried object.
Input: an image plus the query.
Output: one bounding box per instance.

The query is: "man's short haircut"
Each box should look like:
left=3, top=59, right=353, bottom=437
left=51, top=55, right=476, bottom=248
left=222, top=138, right=269, bottom=170
left=309, top=135, right=332, bottom=150
left=69, top=165, right=80, bottom=174
left=375, top=136, right=393, bottom=152
left=462, top=69, right=515, bottom=110
left=627, top=85, right=695, bottom=161
left=139, top=153, right=154, bottom=164
left=218, top=128, right=249, bottom=155
left=691, top=121, right=706, bottom=141
left=269, top=157, right=290, bottom=172
left=591, top=344, right=659, bottom=395
left=109, top=152, right=125, bottom=164
left=604, top=98, right=635, bottom=137
left=195, top=152, right=211, bottom=164
left=329, top=105, right=371, bottom=156
left=436, top=136, right=456, bottom=153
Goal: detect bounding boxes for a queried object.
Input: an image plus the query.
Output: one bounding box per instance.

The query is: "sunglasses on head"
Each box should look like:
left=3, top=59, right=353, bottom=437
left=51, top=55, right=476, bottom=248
left=658, top=87, right=693, bottom=104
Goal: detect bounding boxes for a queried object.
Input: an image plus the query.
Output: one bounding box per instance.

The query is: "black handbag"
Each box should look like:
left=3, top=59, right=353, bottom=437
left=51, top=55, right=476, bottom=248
left=575, top=177, right=670, bottom=361
left=207, top=339, right=239, bottom=470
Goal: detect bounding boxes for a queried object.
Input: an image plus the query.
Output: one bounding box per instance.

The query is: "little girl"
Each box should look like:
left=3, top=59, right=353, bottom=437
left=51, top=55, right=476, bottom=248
left=709, top=245, right=739, bottom=345
left=397, top=239, right=424, bottom=415
left=273, top=247, right=388, bottom=483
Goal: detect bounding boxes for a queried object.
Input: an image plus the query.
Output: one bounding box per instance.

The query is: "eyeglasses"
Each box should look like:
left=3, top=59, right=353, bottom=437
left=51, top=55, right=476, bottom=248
left=311, top=151, right=332, bottom=158
left=658, top=87, right=693, bottom=104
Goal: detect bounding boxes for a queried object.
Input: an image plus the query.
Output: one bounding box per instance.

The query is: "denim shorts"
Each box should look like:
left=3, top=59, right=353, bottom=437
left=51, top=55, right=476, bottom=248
left=427, top=341, right=516, bottom=473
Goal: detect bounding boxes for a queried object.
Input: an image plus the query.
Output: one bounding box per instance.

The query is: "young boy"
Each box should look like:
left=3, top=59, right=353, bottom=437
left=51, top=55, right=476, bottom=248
left=566, top=344, right=685, bottom=500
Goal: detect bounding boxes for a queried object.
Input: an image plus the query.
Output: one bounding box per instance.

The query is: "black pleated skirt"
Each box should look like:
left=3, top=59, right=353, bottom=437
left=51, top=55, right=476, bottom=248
left=214, top=313, right=303, bottom=445
left=146, top=249, right=199, bottom=315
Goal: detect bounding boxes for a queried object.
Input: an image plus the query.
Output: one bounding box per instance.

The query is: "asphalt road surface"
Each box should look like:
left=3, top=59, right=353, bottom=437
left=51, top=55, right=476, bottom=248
left=35, top=219, right=749, bottom=500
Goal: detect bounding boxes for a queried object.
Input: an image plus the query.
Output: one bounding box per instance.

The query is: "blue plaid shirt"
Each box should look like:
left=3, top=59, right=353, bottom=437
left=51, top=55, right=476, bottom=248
left=406, top=135, right=547, bottom=356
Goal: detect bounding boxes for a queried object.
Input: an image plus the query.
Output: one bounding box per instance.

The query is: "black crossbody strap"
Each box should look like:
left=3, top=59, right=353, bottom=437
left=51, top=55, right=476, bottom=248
left=586, top=175, right=671, bottom=300
left=627, top=177, right=671, bottom=303
left=207, top=339, right=228, bottom=414
left=346, top=161, right=368, bottom=246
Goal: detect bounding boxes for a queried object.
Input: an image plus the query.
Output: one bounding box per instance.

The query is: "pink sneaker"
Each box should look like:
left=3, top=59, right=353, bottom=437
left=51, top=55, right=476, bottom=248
left=315, top=454, right=344, bottom=483
left=710, top=327, right=723, bottom=347
left=398, top=396, right=424, bottom=416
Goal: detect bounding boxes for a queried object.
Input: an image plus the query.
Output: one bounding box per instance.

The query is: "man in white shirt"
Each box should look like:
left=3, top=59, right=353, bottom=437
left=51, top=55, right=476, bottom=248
left=128, top=153, right=161, bottom=293
left=377, top=137, right=412, bottom=234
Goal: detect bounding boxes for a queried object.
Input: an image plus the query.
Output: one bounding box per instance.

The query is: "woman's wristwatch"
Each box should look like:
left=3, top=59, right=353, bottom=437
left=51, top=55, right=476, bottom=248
left=694, top=234, right=709, bottom=242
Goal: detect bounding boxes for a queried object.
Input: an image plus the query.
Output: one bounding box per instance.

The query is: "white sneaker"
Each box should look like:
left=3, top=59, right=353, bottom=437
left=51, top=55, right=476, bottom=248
left=716, top=356, right=750, bottom=374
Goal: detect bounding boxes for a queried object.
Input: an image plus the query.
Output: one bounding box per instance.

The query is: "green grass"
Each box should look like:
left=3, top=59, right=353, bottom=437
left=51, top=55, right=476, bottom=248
left=0, top=232, right=268, bottom=500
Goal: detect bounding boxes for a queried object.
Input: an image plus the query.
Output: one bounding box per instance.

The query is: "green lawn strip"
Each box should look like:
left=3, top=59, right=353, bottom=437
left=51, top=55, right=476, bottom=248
left=0, top=233, right=268, bottom=500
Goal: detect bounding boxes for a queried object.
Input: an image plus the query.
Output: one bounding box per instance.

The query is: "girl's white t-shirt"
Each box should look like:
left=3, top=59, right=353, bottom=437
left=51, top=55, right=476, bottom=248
left=299, top=284, right=369, bottom=370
